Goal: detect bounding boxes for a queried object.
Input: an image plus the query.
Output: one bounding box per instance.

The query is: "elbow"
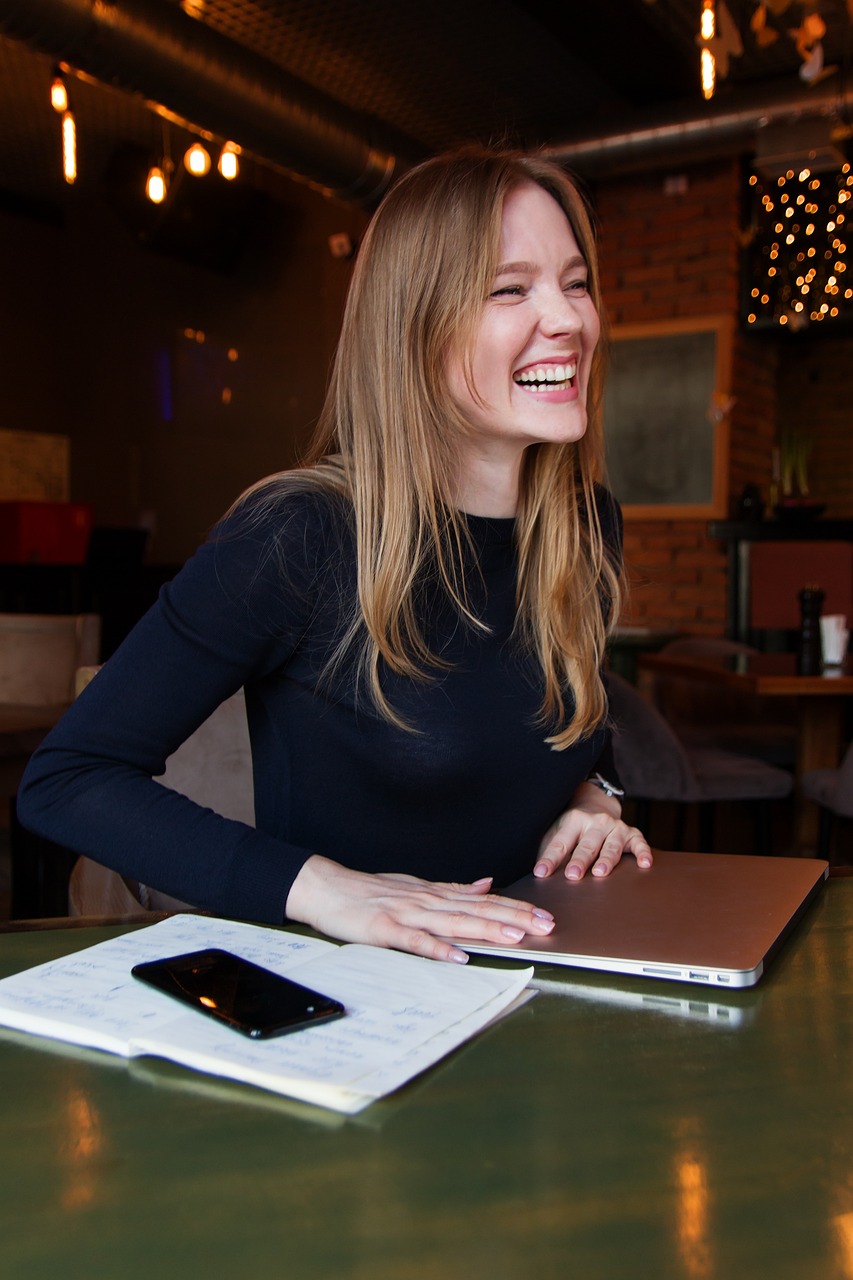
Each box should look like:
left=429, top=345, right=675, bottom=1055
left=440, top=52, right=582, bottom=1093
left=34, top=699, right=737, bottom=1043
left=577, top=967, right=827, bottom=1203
left=16, top=748, right=64, bottom=842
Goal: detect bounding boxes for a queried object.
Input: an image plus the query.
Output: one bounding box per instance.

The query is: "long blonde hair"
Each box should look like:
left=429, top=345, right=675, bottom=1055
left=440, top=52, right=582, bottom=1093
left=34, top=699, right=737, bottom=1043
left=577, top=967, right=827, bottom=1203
left=241, top=148, right=621, bottom=748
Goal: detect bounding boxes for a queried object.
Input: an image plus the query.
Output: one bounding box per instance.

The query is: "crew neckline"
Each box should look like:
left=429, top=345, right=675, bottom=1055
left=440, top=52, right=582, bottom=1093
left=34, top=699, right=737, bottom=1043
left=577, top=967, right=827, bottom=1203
left=461, top=510, right=516, bottom=546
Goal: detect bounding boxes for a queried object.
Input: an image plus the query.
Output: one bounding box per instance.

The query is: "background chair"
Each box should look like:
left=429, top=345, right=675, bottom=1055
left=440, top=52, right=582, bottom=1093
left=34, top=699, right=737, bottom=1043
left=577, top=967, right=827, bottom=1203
left=0, top=612, right=101, bottom=708
left=800, top=740, right=853, bottom=862
left=12, top=673, right=254, bottom=919
left=607, top=671, right=793, bottom=855
left=67, top=682, right=254, bottom=916
left=1, top=615, right=101, bottom=918
left=648, top=635, right=797, bottom=768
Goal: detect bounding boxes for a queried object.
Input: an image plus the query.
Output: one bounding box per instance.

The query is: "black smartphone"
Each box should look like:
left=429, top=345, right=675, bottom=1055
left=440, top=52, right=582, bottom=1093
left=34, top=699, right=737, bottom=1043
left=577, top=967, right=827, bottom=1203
left=131, top=948, right=346, bottom=1039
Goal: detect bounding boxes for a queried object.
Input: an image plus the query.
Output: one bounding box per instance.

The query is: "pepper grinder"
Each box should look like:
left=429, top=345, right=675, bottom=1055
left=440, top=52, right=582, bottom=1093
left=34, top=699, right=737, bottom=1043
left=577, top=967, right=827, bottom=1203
left=797, top=585, right=825, bottom=675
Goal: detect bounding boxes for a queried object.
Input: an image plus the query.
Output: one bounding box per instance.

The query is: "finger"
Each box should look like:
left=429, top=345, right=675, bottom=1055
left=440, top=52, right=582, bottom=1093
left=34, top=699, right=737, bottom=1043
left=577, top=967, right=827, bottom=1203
left=627, top=833, right=654, bottom=870
left=533, top=834, right=573, bottom=879
left=449, top=877, right=494, bottom=895
left=366, top=907, right=553, bottom=965
left=365, top=916, right=472, bottom=964
left=570, top=829, right=654, bottom=880
left=384, top=879, right=555, bottom=925
left=369, top=895, right=556, bottom=955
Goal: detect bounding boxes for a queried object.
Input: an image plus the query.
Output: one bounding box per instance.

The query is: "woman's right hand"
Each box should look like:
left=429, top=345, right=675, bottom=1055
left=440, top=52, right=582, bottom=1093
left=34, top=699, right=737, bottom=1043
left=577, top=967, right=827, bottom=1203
left=285, top=855, right=555, bottom=963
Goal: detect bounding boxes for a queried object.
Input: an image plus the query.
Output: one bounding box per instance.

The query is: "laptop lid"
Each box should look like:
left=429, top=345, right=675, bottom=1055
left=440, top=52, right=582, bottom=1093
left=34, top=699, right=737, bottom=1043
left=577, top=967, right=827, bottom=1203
left=457, top=850, right=828, bottom=988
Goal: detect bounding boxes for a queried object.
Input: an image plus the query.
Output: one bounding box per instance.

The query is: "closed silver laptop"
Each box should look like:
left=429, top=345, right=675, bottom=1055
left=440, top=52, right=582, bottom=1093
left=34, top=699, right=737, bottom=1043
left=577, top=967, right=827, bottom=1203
left=457, top=850, right=828, bottom=988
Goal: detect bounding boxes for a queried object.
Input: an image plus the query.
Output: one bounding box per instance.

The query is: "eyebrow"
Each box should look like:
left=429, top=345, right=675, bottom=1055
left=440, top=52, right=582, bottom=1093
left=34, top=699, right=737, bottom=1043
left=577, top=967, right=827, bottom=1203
left=495, top=255, right=588, bottom=276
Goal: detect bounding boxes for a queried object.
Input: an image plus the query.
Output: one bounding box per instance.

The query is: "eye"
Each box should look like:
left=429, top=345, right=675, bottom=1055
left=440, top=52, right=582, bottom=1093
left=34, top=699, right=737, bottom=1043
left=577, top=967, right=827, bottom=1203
left=564, top=278, right=589, bottom=294
left=489, top=284, right=525, bottom=299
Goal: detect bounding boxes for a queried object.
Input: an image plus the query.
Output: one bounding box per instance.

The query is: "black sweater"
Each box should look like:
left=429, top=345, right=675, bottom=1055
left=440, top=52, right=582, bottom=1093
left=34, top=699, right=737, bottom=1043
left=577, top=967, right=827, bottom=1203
left=18, top=488, right=620, bottom=924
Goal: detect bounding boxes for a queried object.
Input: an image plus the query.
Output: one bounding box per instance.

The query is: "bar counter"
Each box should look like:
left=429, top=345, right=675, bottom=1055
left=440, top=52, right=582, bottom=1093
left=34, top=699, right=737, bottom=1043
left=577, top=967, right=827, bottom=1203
left=1, top=879, right=851, bottom=1280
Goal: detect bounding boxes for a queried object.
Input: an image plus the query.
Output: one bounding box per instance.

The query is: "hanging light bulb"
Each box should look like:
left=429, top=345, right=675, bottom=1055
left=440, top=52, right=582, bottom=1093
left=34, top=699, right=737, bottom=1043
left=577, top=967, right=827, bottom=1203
left=701, top=46, right=716, bottom=99
left=146, top=165, right=168, bottom=204
left=218, top=142, right=240, bottom=180
left=183, top=141, right=211, bottom=176
left=50, top=73, right=68, bottom=114
left=700, top=0, right=716, bottom=99
left=61, top=111, right=77, bottom=184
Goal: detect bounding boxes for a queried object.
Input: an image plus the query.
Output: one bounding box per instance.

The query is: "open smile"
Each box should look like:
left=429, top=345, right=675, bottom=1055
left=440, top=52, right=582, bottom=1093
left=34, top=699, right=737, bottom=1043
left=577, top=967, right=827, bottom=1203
left=513, top=361, right=577, bottom=392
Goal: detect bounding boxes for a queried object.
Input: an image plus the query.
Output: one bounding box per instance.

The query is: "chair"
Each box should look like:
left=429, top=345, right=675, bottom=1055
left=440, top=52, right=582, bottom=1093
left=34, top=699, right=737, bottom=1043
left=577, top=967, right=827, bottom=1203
left=67, top=682, right=255, bottom=917
left=800, top=740, right=853, bottom=861
left=1, top=615, right=102, bottom=916
left=607, top=671, right=793, bottom=855
left=0, top=612, right=101, bottom=709
left=649, top=635, right=797, bottom=768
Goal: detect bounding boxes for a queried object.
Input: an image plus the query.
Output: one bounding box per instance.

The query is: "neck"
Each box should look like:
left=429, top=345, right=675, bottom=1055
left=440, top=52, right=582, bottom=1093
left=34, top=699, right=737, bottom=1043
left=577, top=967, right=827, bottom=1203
left=456, top=449, right=522, bottom=518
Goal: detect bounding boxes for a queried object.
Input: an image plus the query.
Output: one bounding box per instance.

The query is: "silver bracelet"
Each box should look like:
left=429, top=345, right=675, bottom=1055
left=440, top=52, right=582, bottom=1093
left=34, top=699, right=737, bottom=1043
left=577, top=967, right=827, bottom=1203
left=588, top=772, right=625, bottom=799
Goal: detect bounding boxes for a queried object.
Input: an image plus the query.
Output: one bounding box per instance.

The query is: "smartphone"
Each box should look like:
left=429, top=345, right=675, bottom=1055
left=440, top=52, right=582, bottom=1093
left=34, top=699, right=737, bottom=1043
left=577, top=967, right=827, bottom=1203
left=131, top=948, right=346, bottom=1039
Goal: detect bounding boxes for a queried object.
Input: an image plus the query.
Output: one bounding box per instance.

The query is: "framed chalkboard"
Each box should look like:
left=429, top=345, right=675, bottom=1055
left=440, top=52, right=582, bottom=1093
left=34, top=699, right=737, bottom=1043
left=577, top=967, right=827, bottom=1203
left=603, top=316, right=733, bottom=519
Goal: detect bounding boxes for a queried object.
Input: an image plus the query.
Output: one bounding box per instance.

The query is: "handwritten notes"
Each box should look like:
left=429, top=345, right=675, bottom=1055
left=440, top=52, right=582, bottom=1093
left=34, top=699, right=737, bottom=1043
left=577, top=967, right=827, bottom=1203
left=0, top=915, right=533, bottom=1114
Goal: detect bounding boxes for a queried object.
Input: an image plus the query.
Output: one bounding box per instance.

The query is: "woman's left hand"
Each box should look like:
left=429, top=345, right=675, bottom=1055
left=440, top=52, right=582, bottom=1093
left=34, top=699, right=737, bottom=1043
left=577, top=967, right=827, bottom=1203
left=534, top=780, right=652, bottom=882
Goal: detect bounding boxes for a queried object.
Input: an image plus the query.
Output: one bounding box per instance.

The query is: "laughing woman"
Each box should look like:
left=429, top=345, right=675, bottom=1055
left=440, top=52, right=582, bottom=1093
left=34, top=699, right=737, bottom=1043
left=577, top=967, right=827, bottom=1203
left=18, top=148, right=651, bottom=962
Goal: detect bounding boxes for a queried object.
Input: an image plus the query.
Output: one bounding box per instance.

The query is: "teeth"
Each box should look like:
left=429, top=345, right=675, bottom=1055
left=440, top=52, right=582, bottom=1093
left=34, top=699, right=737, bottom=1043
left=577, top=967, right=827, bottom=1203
left=515, top=363, right=576, bottom=388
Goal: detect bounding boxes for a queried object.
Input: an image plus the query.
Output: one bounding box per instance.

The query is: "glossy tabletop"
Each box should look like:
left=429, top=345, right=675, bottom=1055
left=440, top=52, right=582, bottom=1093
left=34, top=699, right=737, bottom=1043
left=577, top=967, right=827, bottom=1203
left=1, top=882, right=852, bottom=1280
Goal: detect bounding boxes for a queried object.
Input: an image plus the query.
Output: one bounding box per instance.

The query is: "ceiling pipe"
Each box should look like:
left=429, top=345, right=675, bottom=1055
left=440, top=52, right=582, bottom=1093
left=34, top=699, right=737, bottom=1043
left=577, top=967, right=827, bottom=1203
left=545, top=80, right=853, bottom=178
left=0, top=0, right=408, bottom=204
left=0, top=0, right=851, bottom=203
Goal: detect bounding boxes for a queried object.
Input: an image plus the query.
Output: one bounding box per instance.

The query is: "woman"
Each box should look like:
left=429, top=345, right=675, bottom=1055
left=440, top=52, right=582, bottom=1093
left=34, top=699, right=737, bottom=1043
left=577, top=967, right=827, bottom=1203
left=18, top=148, right=651, bottom=962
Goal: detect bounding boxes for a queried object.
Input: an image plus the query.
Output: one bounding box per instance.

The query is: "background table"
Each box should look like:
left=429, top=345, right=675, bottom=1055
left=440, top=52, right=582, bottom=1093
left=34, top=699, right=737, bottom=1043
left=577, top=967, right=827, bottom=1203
left=1, top=883, right=851, bottom=1280
left=638, top=650, right=853, bottom=850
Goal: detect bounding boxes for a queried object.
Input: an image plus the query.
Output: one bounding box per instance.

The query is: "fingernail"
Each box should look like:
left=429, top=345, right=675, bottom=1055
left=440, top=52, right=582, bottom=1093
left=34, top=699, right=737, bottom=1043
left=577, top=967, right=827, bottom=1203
left=449, top=949, right=469, bottom=964
left=566, top=866, right=582, bottom=881
left=533, top=908, right=553, bottom=920
left=533, top=863, right=548, bottom=878
left=532, top=917, right=554, bottom=933
left=472, top=877, right=493, bottom=886
left=502, top=926, right=525, bottom=941
left=592, top=864, right=607, bottom=877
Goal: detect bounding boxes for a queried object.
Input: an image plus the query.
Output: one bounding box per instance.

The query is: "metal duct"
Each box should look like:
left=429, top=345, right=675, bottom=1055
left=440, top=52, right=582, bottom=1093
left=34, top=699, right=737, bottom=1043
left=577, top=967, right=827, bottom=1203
left=0, top=0, right=850, bottom=202
left=0, top=0, right=405, bottom=204
left=545, top=81, right=853, bottom=178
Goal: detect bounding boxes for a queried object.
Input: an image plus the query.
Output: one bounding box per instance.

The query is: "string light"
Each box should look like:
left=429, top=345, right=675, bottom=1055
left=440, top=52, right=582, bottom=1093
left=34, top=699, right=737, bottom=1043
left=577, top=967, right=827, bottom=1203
left=183, top=141, right=211, bottom=176
left=743, top=164, right=851, bottom=329
left=217, top=142, right=240, bottom=180
left=701, top=0, right=716, bottom=41
left=61, top=111, right=77, bottom=184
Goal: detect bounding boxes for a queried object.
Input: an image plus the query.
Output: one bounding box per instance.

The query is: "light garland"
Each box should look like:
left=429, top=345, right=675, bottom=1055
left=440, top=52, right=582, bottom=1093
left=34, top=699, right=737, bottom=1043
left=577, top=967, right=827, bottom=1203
left=743, top=164, right=852, bottom=329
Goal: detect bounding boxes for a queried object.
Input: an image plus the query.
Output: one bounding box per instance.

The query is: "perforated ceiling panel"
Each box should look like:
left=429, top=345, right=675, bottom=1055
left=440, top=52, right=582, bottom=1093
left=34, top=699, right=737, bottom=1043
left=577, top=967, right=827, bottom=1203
left=0, top=0, right=850, bottom=211
left=177, top=0, right=633, bottom=153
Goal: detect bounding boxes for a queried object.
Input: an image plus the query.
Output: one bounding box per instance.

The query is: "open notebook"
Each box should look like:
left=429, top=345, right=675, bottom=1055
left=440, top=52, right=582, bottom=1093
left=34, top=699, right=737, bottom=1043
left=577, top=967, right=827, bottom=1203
left=456, top=850, right=828, bottom=988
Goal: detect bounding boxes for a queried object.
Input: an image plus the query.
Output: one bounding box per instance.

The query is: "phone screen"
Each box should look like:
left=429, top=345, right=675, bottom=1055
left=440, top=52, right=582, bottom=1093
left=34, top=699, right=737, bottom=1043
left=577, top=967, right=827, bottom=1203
left=131, top=948, right=346, bottom=1039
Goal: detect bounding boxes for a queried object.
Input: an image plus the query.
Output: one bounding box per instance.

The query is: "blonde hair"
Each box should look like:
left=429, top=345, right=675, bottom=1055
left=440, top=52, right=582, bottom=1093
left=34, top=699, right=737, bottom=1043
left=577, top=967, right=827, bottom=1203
left=241, top=148, right=621, bottom=748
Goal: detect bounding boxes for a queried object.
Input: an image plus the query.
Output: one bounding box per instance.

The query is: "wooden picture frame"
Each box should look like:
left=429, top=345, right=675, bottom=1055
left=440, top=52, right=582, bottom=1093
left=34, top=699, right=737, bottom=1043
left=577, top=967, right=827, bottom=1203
left=602, top=315, right=732, bottom=520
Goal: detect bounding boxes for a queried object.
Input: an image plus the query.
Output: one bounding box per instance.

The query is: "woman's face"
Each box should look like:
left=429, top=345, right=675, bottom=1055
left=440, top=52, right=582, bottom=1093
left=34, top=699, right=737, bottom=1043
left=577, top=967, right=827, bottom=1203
left=446, top=181, right=600, bottom=508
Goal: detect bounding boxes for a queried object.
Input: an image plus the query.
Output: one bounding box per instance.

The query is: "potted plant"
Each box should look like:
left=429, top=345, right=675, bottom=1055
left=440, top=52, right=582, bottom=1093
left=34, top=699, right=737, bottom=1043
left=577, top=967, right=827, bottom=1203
left=775, top=425, right=825, bottom=520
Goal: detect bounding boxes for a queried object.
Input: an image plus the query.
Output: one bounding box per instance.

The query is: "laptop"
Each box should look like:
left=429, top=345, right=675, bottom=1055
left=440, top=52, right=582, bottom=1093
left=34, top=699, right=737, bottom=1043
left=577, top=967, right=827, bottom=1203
left=456, top=850, right=828, bottom=988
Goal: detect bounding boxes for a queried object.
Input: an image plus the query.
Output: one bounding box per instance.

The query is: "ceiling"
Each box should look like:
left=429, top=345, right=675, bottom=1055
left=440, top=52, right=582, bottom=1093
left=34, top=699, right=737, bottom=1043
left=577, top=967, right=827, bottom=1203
left=0, top=0, right=852, bottom=218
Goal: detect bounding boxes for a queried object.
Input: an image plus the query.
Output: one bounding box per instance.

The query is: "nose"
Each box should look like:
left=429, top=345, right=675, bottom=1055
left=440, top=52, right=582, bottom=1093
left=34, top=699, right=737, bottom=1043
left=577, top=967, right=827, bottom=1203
left=538, top=286, right=585, bottom=338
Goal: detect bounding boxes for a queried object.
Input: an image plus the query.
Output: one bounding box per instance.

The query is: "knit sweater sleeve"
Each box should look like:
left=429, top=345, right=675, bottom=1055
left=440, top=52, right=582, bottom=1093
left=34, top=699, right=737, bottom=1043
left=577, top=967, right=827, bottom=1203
left=17, top=492, right=330, bottom=923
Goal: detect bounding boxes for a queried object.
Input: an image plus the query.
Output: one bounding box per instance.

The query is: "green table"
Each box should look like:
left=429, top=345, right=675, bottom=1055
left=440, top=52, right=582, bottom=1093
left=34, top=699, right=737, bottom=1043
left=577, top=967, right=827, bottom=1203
left=1, top=883, right=851, bottom=1280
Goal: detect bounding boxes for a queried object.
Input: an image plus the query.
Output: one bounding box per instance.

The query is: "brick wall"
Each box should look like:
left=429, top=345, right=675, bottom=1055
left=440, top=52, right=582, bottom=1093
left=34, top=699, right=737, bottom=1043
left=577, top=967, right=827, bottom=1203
left=594, top=159, right=852, bottom=633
